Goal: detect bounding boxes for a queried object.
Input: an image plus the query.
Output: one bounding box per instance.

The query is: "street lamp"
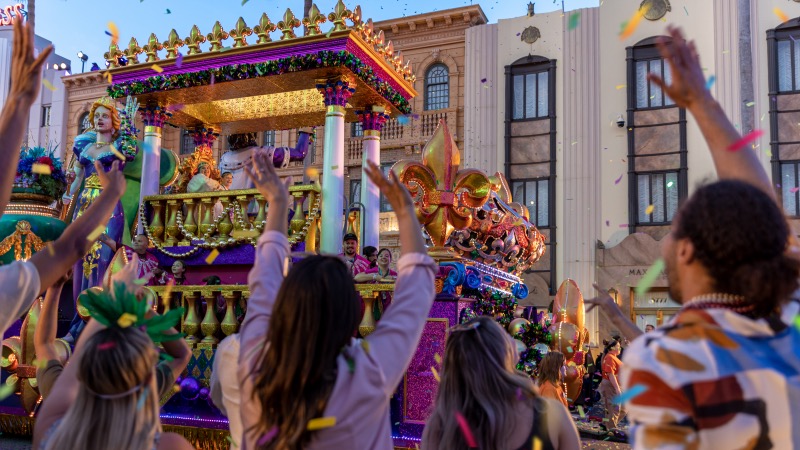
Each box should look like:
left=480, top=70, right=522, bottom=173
left=77, top=51, right=88, bottom=73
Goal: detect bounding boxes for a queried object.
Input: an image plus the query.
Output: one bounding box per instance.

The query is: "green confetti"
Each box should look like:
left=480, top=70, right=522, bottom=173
left=794, top=314, right=800, bottom=330
left=635, top=259, right=665, bottom=296
left=568, top=12, right=581, bottom=31
left=0, top=383, right=15, bottom=401
left=577, top=405, right=586, bottom=418
left=242, top=0, right=249, bottom=4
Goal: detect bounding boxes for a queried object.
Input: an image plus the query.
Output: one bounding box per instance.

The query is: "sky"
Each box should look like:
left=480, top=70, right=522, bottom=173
left=22, top=0, right=599, bottom=70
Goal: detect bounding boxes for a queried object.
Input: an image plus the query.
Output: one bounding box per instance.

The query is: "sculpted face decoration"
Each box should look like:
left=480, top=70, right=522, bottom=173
left=88, top=97, right=121, bottom=139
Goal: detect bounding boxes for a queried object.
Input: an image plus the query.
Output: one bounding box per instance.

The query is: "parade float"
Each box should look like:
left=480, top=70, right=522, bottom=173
left=0, top=2, right=591, bottom=448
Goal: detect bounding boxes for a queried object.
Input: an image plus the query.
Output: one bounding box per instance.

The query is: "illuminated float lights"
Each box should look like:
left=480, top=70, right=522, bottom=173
left=468, top=260, right=522, bottom=284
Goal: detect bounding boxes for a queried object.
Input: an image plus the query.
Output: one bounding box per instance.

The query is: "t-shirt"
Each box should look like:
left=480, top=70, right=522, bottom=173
left=538, top=381, right=568, bottom=408
left=363, top=267, right=398, bottom=280
left=37, top=358, right=175, bottom=400
left=341, top=253, right=371, bottom=276
left=0, top=261, right=41, bottom=336
left=602, top=353, right=622, bottom=380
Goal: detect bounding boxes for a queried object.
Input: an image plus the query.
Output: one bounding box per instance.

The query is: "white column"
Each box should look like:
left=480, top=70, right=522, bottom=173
left=358, top=106, right=388, bottom=249
left=318, top=79, right=354, bottom=254
left=137, top=107, right=169, bottom=233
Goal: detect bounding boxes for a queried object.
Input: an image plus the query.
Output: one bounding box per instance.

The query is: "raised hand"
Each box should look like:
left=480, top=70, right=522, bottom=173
left=9, top=18, right=53, bottom=105
left=94, top=161, right=126, bottom=196
left=585, top=283, right=619, bottom=315
left=648, top=26, right=709, bottom=110
left=364, top=161, right=414, bottom=216
left=244, top=149, right=291, bottom=206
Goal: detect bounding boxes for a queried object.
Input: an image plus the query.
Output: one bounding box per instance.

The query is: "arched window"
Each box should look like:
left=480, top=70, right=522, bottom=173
left=78, top=112, right=91, bottom=134
left=424, top=64, right=449, bottom=110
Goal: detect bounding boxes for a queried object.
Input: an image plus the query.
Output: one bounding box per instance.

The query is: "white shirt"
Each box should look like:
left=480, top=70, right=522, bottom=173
left=0, top=261, right=41, bottom=335
left=210, top=333, right=242, bottom=450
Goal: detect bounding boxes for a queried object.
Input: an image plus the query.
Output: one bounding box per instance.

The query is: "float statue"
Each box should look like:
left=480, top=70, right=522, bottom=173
left=219, top=131, right=312, bottom=190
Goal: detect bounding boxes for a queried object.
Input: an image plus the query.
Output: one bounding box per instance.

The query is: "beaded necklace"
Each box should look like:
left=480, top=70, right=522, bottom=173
left=680, top=293, right=756, bottom=316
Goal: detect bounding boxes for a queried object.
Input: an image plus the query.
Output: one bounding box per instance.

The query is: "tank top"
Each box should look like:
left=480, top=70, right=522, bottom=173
left=515, top=396, right=556, bottom=450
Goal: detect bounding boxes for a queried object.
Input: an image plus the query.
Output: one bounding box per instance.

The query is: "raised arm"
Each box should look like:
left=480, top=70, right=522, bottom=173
left=586, top=284, right=643, bottom=342
left=34, top=273, right=69, bottom=364
left=144, top=309, right=190, bottom=382
left=362, top=161, right=436, bottom=392
left=650, top=26, right=775, bottom=202
left=29, top=161, right=125, bottom=296
left=0, top=20, right=53, bottom=213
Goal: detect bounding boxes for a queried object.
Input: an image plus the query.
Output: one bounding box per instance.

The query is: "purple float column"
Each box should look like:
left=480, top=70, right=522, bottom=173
left=138, top=106, right=172, bottom=217
left=316, top=77, right=355, bottom=254
left=357, top=106, right=389, bottom=249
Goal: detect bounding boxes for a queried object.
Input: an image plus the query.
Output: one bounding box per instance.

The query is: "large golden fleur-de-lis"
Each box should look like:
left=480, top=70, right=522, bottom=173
left=392, top=120, right=491, bottom=247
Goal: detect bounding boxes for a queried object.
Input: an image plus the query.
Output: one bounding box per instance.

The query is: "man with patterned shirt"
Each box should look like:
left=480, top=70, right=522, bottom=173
left=608, top=27, right=800, bottom=449
left=340, top=233, right=371, bottom=276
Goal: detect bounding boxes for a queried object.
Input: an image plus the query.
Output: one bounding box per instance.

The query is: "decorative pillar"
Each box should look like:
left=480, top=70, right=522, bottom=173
left=316, top=78, right=355, bottom=254
left=137, top=106, right=172, bottom=233
left=357, top=106, right=389, bottom=249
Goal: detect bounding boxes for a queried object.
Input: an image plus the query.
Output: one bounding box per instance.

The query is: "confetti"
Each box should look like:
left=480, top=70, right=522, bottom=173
left=795, top=314, right=800, bottom=331
left=87, top=225, right=106, bottom=242
left=46, top=243, right=55, bottom=256
left=605, top=220, right=610, bottom=227
left=165, top=8, right=171, bottom=14
left=455, top=412, right=477, bottom=447
left=791, top=187, right=800, bottom=193
left=577, top=405, right=586, bottom=418
left=42, top=79, right=57, bottom=92
left=667, top=181, right=674, bottom=188
left=0, top=383, right=14, bottom=401
left=326, top=27, right=334, bottom=38
left=257, top=427, right=278, bottom=445
left=568, top=12, right=581, bottom=31
left=109, top=144, right=125, bottom=161
left=635, top=259, right=665, bottom=296
left=307, top=416, right=337, bottom=431
left=774, top=7, right=789, bottom=23
left=306, top=167, right=320, bottom=178
left=226, top=435, right=239, bottom=448
left=398, top=115, right=411, bottom=125
left=117, top=312, right=138, bottom=328
left=360, top=340, right=370, bottom=353
left=480, top=78, right=487, bottom=83
left=645, top=204, right=654, bottom=215
left=104, top=72, right=113, bottom=83
left=205, top=249, right=220, bottom=264
left=162, top=279, right=174, bottom=308
left=619, top=4, right=650, bottom=40
left=533, top=436, right=542, bottom=450
left=614, top=174, right=623, bottom=185
left=727, top=129, right=764, bottom=152
left=151, top=64, right=164, bottom=73
left=242, top=0, right=249, bottom=4
left=331, top=165, right=339, bottom=170
left=434, top=353, right=441, bottom=364
left=98, top=341, right=117, bottom=350
left=615, top=84, right=626, bottom=90
left=683, top=6, right=688, bottom=15
left=614, top=384, right=648, bottom=404
left=32, top=163, right=51, bottom=175
left=106, top=21, right=119, bottom=44
left=175, top=53, right=184, bottom=68
left=705, top=75, right=716, bottom=90
left=745, top=101, right=755, bottom=107
left=431, top=367, right=440, bottom=382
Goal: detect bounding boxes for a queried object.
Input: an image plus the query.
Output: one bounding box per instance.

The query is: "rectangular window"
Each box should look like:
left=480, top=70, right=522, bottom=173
left=512, top=71, right=549, bottom=120
left=781, top=162, right=800, bottom=216
left=352, top=122, right=364, bottom=137
left=510, top=179, right=550, bottom=227
left=263, top=130, right=276, bottom=147
left=636, top=172, right=680, bottom=224
left=380, top=163, right=393, bottom=212
left=776, top=38, right=800, bottom=92
left=635, top=58, right=674, bottom=108
left=349, top=179, right=361, bottom=207
left=41, top=105, right=51, bottom=127
left=180, top=129, right=195, bottom=155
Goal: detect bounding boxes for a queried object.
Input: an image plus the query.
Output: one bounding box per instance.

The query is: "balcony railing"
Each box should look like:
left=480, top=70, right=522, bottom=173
left=140, top=185, right=321, bottom=253
left=347, top=108, right=458, bottom=154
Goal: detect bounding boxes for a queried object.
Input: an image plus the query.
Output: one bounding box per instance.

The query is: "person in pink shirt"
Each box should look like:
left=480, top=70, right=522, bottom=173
left=235, top=155, right=435, bottom=450
left=354, top=248, right=398, bottom=322
left=340, top=233, right=371, bottom=276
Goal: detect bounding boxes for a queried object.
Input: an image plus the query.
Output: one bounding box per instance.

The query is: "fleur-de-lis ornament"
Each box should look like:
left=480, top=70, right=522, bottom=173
left=253, top=13, right=277, bottom=44
left=229, top=17, right=253, bottom=48
left=277, top=8, right=301, bottom=40
left=184, top=25, right=206, bottom=55
left=161, top=29, right=185, bottom=59
left=207, top=21, right=229, bottom=52
left=302, top=4, right=327, bottom=36
left=104, top=41, right=123, bottom=69
left=123, top=37, right=142, bottom=65
left=392, top=120, right=492, bottom=250
left=328, top=0, right=351, bottom=32
left=142, top=33, right=162, bottom=62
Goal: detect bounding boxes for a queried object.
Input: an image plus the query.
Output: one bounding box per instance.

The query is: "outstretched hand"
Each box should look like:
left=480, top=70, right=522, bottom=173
left=95, top=161, right=126, bottom=197
left=245, top=149, right=291, bottom=206
left=9, top=18, right=53, bottom=105
left=364, top=161, right=414, bottom=215
left=585, top=283, right=621, bottom=316
left=648, top=26, right=710, bottom=110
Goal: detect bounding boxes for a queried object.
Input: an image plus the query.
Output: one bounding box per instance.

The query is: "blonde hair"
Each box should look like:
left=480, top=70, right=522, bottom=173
left=422, top=316, right=537, bottom=450
left=43, top=327, right=161, bottom=450
left=88, top=97, right=121, bottom=140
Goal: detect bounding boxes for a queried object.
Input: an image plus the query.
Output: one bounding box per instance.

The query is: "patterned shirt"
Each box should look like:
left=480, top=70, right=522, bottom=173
left=341, top=253, right=371, bottom=276
left=620, top=299, right=800, bottom=449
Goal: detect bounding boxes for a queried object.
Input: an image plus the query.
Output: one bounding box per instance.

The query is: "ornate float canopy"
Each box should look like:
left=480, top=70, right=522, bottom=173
left=103, top=1, right=417, bottom=134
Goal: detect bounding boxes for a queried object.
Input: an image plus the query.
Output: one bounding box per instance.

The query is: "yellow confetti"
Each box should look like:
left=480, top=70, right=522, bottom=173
left=307, top=416, right=337, bottom=431
left=306, top=167, right=319, bottom=178
left=151, top=64, right=164, bottom=73
left=774, top=7, right=789, bottom=23
left=87, top=225, right=106, bottom=242
left=431, top=367, right=440, bottom=382
left=577, top=405, right=585, bottom=418
left=205, top=249, right=220, bottom=264
left=162, top=279, right=175, bottom=308
left=42, top=79, right=57, bottom=92
left=619, top=4, right=650, bottom=40
left=31, top=163, right=52, bottom=175
left=434, top=353, right=441, bottom=365
left=104, top=71, right=113, bottom=83
left=532, top=436, right=542, bottom=450
left=107, top=21, right=119, bottom=44
left=331, top=165, right=339, bottom=170
left=360, top=340, right=370, bottom=353
left=109, top=144, right=125, bottom=161
left=615, top=84, right=626, bottom=90
left=117, top=312, right=137, bottom=328
left=46, top=243, right=55, bottom=256
left=645, top=204, right=654, bottom=215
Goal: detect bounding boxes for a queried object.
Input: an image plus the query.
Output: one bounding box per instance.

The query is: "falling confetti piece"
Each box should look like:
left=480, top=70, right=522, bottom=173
left=645, top=204, right=654, bottom=215
left=162, top=279, right=175, bottom=308
left=32, top=163, right=52, bottom=175
left=361, top=340, right=370, bottom=353
left=257, top=427, right=278, bottom=445
left=745, top=101, right=755, bottom=107
left=434, top=354, right=441, bottom=364
left=727, top=129, right=764, bottom=152
left=605, top=220, right=610, bottom=227
left=615, top=84, right=626, bottom=90
left=87, top=225, right=106, bottom=242
left=455, top=412, right=478, bottom=447
left=175, top=53, right=184, bottom=68
left=307, top=416, right=337, bottom=431
left=635, top=259, right=665, bottom=296
left=683, top=6, right=688, bottom=15
left=0, top=383, right=14, bottom=401
left=774, top=7, right=789, bottom=23
left=165, top=8, right=171, bottom=14
left=705, top=75, right=716, bottom=90
left=568, top=12, right=581, bottom=31
left=46, top=243, right=55, bottom=256
left=431, top=367, right=440, bottom=382
left=614, top=384, right=648, bottom=404
left=107, top=21, right=119, bottom=44
left=306, top=167, right=320, bottom=178
left=98, top=341, right=117, bottom=350
left=791, top=187, right=800, bottom=193
left=614, top=174, right=623, bottom=185
left=151, top=64, right=164, bottom=73
left=331, top=165, right=339, bottom=170
left=795, top=314, right=800, bottom=331
left=42, top=79, right=57, bottom=92
left=242, top=0, right=249, bottom=4
left=480, top=78, right=487, bottom=83
left=109, top=144, right=125, bottom=161
left=619, top=4, right=650, bottom=40
left=117, top=312, right=138, bottom=328
left=104, top=72, right=113, bottom=83
left=577, top=405, right=586, bottom=418
left=226, top=435, right=239, bottom=447
left=533, top=436, right=542, bottom=450
left=205, top=249, right=220, bottom=264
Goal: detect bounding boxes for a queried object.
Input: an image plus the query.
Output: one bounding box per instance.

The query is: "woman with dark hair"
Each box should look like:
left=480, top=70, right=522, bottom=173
left=362, top=245, right=378, bottom=268
left=236, top=156, right=435, bottom=449
left=598, top=339, right=625, bottom=431
left=537, top=351, right=568, bottom=408
left=422, top=316, right=580, bottom=450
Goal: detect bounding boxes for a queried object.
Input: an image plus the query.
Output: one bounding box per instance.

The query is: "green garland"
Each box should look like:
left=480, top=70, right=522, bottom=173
left=107, top=50, right=412, bottom=114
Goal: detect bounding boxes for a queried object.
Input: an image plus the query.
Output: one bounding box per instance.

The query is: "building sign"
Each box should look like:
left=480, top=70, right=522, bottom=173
left=0, top=4, right=25, bottom=26
left=632, top=289, right=680, bottom=310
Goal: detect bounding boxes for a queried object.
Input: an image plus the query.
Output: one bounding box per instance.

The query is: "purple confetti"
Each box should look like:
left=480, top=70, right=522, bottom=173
left=614, top=173, right=623, bottom=185
left=176, top=52, right=184, bottom=68
left=480, top=78, right=487, bottom=83
left=257, top=427, right=278, bottom=446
